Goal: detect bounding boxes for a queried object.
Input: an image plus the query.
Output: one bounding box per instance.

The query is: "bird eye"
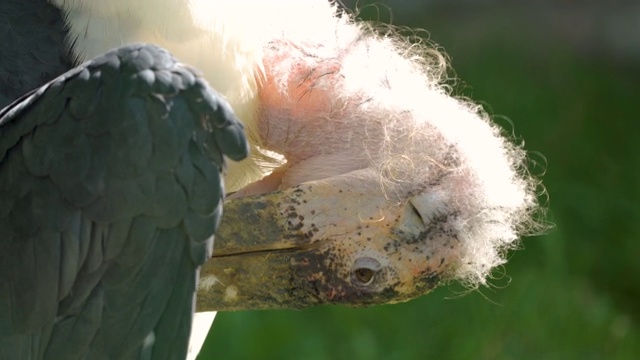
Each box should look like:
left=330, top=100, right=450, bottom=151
left=354, top=268, right=375, bottom=285
left=351, top=257, right=381, bottom=286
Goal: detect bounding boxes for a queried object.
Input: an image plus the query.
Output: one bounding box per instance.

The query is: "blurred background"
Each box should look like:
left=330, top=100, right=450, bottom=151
left=200, top=1, right=640, bottom=358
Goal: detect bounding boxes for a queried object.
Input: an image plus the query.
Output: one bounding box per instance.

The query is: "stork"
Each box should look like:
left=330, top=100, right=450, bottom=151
left=0, top=0, right=541, bottom=359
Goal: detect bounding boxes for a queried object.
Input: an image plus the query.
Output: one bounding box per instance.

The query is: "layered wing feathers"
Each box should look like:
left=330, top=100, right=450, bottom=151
left=0, top=44, right=247, bottom=359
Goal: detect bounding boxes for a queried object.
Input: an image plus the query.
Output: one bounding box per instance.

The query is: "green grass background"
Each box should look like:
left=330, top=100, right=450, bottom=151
left=199, top=2, right=640, bottom=359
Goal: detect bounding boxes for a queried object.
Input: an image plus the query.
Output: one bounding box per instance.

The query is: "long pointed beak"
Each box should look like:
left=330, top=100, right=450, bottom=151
left=196, top=170, right=457, bottom=311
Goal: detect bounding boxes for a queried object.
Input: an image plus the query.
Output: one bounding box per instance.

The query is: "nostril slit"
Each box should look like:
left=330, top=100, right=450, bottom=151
left=409, top=200, right=425, bottom=225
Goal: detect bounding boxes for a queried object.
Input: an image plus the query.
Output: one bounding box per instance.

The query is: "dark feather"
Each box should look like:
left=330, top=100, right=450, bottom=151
left=0, top=43, right=248, bottom=359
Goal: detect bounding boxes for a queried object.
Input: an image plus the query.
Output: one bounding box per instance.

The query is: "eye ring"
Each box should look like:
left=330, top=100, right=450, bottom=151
left=351, top=257, right=382, bottom=287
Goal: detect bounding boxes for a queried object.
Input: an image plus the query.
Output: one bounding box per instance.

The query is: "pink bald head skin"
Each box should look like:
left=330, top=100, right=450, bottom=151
left=231, top=40, right=373, bottom=198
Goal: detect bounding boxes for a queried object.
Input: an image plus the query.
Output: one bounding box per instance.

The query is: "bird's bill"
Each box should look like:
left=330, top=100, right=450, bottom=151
left=196, top=169, right=459, bottom=311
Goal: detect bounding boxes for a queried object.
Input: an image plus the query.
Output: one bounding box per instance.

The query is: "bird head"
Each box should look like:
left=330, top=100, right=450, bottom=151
left=197, top=18, right=540, bottom=308
left=53, top=0, right=542, bottom=310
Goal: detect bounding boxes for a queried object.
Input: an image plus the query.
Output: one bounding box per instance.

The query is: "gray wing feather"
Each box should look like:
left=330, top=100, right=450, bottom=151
left=0, top=0, right=72, bottom=110
left=0, top=44, right=248, bottom=359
